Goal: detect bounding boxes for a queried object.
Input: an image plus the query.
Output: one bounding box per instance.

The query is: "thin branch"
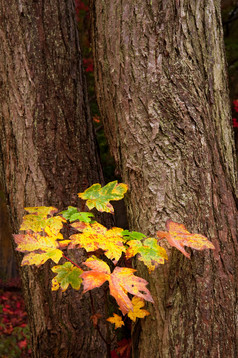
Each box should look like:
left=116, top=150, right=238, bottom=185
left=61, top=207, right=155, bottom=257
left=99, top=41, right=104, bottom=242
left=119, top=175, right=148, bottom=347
left=62, top=253, right=82, bottom=269
left=89, top=291, right=111, bottom=355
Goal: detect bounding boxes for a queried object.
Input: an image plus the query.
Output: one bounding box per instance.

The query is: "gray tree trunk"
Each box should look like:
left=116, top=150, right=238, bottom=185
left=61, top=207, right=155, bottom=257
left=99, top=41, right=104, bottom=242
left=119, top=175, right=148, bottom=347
left=91, top=0, right=238, bottom=357
left=0, top=0, right=107, bottom=356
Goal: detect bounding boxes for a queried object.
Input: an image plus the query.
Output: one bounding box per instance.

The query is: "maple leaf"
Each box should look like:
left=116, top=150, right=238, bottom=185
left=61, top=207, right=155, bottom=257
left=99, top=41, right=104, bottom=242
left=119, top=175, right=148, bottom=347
left=81, top=257, right=153, bottom=314
left=81, top=257, right=110, bottom=291
left=90, top=313, right=102, bottom=327
left=46, top=216, right=67, bottom=235
left=157, top=220, right=215, bottom=259
left=51, top=262, right=83, bottom=291
left=69, top=222, right=125, bottom=263
left=126, top=238, right=168, bottom=272
left=60, top=206, right=94, bottom=223
left=24, top=206, right=58, bottom=216
left=107, top=313, right=125, bottom=329
left=20, top=214, right=48, bottom=233
left=78, top=181, right=128, bottom=213
left=122, top=230, right=146, bottom=242
left=127, top=297, right=150, bottom=322
left=43, top=226, right=71, bottom=249
left=20, top=206, right=65, bottom=234
left=14, top=231, right=63, bottom=266
left=115, top=338, right=132, bottom=358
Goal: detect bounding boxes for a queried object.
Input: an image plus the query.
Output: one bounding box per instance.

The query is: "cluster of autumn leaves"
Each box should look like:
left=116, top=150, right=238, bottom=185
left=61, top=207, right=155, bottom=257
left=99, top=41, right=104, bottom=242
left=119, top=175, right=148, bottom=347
left=14, top=181, right=215, bottom=329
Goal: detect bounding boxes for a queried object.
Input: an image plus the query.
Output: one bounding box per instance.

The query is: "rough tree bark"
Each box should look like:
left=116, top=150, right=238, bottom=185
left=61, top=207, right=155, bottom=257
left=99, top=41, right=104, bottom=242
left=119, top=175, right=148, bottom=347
left=92, top=1, right=238, bottom=357
left=0, top=1, right=108, bottom=357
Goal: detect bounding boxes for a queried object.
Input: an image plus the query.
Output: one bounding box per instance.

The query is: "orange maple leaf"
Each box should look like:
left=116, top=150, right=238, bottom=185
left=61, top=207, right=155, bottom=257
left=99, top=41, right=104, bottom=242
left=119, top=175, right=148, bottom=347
left=81, top=257, right=154, bottom=314
left=90, top=313, right=102, bottom=327
left=157, top=220, right=215, bottom=259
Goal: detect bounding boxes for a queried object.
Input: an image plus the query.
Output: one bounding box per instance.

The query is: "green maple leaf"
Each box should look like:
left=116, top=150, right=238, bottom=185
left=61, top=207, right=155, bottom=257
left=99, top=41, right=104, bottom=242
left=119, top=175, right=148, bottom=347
left=51, top=262, right=83, bottom=292
left=78, top=181, right=128, bottom=213
left=126, top=238, right=168, bottom=272
left=60, top=206, right=94, bottom=223
left=122, top=230, right=146, bottom=241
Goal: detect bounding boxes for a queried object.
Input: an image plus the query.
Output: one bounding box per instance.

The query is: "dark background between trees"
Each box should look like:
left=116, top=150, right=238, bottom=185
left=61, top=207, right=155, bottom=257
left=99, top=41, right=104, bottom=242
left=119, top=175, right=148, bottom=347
left=0, top=0, right=238, bottom=357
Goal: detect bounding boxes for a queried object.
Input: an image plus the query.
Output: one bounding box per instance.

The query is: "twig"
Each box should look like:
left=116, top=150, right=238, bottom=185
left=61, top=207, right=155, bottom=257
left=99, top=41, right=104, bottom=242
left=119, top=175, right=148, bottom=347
left=62, top=253, right=82, bottom=269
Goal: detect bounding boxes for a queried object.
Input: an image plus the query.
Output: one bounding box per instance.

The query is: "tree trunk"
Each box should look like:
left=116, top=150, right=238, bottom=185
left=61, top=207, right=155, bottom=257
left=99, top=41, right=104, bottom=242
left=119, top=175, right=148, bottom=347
left=92, top=1, right=238, bottom=357
left=0, top=1, right=108, bottom=357
left=0, top=179, right=16, bottom=280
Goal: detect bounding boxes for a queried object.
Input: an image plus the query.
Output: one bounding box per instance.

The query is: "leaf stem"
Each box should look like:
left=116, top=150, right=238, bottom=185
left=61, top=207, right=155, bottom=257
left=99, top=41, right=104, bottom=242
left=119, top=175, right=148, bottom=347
left=62, top=253, right=81, bottom=269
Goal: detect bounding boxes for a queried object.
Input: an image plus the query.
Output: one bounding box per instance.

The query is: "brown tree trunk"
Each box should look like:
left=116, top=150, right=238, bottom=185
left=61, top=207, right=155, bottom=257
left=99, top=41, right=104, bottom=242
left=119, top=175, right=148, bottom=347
left=92, top=0, right=238, bottom=357
left=0, top=179, right=16, bottom=280
left=0, top=1, right=108, bottom=357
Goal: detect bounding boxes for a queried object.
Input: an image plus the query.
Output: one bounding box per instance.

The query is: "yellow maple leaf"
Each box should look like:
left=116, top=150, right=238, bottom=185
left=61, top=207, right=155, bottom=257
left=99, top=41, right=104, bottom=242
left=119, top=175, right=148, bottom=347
left=20, top=207, right=63, bottom=233
left=14, top=231, right=63, bottom=266
left=69, top=222, right=125, bottom=263
left=127, top=297, right=150, bottom=322
left=107, top=313, right=125, bottom=329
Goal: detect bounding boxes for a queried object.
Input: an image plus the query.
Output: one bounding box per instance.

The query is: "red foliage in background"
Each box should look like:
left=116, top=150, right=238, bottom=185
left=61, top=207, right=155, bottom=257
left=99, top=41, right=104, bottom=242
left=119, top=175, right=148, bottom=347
left=0, top=280, right=31, bottom=357
left=232, top=118, right=238, bottom=128
left=232, top=99, right=238, bottom=128
left=75, top=0, right=89, bottom=12
left=83, top=58, right=94, bottom=73
left=111, top=338, right=132, bottom=358
left=75, top=0, right=89, bottom=22
left=233, top=99, right=238, bottom=112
